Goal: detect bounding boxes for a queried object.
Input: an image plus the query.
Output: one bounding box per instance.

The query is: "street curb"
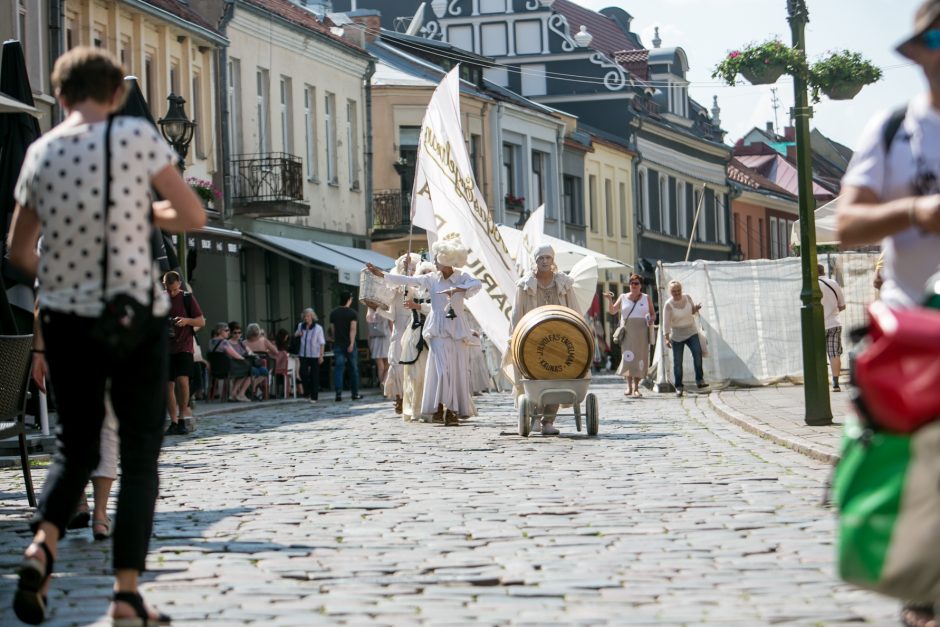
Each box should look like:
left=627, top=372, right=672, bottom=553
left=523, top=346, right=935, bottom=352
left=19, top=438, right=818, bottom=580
left=707, top=391, right=839, bottom=465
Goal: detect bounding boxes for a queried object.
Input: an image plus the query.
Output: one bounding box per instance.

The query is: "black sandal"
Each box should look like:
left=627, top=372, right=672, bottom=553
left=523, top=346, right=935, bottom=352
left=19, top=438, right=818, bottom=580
left=13, top=541, right=54, bottom=625
left=111, top=591, right=171, bottom=626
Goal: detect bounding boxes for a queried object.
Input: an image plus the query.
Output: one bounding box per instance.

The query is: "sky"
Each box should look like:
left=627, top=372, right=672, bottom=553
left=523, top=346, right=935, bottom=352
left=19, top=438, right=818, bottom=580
left=578, top=0, right=923, bottom=150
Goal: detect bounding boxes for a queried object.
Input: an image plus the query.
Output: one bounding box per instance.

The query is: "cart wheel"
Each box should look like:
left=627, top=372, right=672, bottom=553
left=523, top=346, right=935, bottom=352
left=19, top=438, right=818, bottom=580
left=518, top=395, right=531, bottom=437
left=585, top=393, right=599, bottom=436
left=574, top=401, right=582, bottom=432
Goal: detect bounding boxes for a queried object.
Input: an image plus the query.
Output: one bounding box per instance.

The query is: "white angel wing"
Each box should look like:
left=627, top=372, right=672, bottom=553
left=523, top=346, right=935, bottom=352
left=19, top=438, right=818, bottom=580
left=569, top=255, right=599, bottom=316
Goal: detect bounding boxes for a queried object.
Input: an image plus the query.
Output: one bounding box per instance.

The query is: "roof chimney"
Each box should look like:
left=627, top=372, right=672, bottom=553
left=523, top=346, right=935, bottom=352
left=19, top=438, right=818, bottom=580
left=766, top=121, right=774, bottom=133
left=784, top=126, right=795, bottom=142
left=349, top=9, right=381, bottom=44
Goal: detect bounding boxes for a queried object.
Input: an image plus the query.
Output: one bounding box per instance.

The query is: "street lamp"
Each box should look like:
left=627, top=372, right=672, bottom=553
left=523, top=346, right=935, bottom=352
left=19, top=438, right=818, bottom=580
left=158, top=93, right=196, bottom=286
left=514, top=207, right=531, bottom=229
left=787, top=0, right=832, bottom=425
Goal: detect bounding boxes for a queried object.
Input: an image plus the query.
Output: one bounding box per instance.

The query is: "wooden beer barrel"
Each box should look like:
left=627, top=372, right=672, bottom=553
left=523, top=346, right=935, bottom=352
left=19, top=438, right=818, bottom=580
left=511, top=305, right=594, bottom=380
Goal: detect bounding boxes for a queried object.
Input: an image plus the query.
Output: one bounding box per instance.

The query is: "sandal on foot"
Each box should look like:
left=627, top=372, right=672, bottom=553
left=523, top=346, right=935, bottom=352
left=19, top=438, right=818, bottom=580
left=111, top=591, right=171, bottom=626
left=93, top=517, right=112, bottom=541
left=13, top=540, right=54, bottom=625
left=901, top=603, right=936, bottom=627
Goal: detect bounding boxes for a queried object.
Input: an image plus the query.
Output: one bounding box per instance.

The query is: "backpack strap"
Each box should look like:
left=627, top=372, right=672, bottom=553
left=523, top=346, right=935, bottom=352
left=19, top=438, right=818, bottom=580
left=881, top=105, right=907, bottom=155
left=182, top=291, right=193, bottom=318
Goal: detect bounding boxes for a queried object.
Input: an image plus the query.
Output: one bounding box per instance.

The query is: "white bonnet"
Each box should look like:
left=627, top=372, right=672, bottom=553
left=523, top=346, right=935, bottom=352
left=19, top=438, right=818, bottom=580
left=534, top=244, right=555, bottom=262
left=431, top=236, right=469, bottom=268
left=394, top=252, right=422, bottom=275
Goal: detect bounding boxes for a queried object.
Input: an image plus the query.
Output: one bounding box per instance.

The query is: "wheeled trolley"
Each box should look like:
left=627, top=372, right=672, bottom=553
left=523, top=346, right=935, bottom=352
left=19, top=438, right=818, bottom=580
left=517, top=378, right=599, bottom=437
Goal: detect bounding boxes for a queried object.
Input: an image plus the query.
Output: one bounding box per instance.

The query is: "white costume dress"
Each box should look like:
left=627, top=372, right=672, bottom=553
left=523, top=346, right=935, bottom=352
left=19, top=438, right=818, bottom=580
left=380, top=293, right=412, bottom=399
left=401, top=291, right=431, bottom=422
left=385, top=269, right=482, bottom=417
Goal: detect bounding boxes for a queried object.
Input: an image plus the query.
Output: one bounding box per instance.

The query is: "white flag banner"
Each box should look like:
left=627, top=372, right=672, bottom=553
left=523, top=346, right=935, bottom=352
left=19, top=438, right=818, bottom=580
left=515, top=205, right=545, bottom=277
left=411, top=67, right=517, bottom=354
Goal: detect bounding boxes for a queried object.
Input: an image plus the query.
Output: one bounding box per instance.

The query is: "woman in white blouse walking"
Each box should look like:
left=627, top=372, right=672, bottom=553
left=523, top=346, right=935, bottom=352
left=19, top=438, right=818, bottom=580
left=605, top=274, right=655, bottom=398
left=662, top=280, right=707, bottom=397
left=366, top=236, right=481, bottom=425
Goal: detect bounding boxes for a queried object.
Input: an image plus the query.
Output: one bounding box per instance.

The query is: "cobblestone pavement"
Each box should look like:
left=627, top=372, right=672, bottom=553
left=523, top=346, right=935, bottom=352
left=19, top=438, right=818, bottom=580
left=0, top=376, right=897, bottom=626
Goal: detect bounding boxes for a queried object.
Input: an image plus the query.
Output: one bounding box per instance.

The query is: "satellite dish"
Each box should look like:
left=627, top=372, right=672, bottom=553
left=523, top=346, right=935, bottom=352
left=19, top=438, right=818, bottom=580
left=405, top=2, right=426, bottom=36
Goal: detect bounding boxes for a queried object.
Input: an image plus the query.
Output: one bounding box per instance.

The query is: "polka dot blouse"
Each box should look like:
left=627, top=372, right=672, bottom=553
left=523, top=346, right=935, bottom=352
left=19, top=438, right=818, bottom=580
left=14, top=116, right=178, bottom=317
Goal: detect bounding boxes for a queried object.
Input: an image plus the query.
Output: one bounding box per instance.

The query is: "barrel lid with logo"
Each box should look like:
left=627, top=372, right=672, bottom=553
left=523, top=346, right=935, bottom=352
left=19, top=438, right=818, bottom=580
left=511, top=305, right=594, bottom=380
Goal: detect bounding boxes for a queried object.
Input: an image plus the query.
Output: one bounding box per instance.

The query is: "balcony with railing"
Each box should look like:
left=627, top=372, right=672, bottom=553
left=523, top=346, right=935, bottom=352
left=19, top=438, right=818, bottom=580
left=371, top=189, right=416, bottom=239
left=231, top=153, right=309, bottom=218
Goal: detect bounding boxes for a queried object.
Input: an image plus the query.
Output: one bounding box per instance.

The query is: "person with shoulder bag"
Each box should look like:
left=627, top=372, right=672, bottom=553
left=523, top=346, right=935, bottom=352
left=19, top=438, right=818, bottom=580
left=662, top=280, right=708, bottom=397
left=835, top=4, right=940, bottom=623
left=604, top=274, right=655, bottom=398
left=6, top=47, right=206, bottom=625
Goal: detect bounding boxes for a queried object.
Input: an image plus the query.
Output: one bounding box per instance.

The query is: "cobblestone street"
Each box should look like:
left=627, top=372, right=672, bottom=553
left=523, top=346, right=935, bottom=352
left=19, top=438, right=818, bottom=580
left=0, top=376, right=897, bottom=625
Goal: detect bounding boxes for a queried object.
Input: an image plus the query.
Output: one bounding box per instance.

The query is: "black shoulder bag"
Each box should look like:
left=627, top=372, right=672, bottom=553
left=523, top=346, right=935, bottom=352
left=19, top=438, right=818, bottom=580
left=90, top=116, right=159, bottom=358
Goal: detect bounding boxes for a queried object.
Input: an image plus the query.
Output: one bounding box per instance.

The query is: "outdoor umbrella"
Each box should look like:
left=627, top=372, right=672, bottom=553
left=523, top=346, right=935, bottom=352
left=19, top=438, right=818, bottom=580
left=118, top=76, right=180, bottom=274
left=0, top=39, right=42, bottom=334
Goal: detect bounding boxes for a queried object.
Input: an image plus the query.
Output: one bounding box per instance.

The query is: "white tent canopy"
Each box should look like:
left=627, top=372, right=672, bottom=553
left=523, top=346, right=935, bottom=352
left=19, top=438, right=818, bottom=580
left=791, top=197, right=839, bottom=247
left=496, top=224, right=631, bottom=273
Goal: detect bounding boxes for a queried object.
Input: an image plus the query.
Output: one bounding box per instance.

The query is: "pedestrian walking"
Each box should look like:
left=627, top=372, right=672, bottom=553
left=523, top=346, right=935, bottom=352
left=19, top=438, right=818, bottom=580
left=817, top=264, right=847, bottom=392
left=163, top=270, right=205, bottom=434
left=662, top=280, right=707, bottom=397
left=366, top=306, right=391, bottom=386
left=366, top=235, right=482, bottom=425
left=6, top=46, right=206, bottom=624
left=837, top=2, right=940, bottom=623
left=330, top=292, right=362, bottom=402
left=509, top=245, right=582, bottom=434
left=605, top=274, right=654, bottom=398
left=294, top=308, right=325, bottom=403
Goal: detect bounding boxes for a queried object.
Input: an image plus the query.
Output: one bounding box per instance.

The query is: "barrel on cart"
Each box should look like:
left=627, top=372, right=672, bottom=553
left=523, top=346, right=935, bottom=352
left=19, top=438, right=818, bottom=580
left=511, top=305, right=599, bottom=437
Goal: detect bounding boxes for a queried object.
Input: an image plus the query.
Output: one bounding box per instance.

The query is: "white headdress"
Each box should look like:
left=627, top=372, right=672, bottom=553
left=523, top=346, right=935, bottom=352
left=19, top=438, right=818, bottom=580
left=431, top=234, right=469, bottom=268
left=534, top=244, right=555, bottom=263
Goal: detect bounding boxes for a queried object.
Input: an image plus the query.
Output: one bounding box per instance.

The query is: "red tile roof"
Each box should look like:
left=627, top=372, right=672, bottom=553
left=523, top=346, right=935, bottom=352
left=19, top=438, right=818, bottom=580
left=613, top=49, right=649, bottom=81
left=728, top=158, right=796, bottom=199
left=552, top=0, right=640, bottom=58
left=241, top=0, right=368, bottom=55
left=139, top=0, right=219, bottom=34
left=735, top=154, right=835, bottom=201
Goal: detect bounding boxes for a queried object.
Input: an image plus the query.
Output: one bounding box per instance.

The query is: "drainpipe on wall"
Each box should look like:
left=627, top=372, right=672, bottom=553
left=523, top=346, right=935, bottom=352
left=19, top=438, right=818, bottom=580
left=491, top=101, right=504, bottom=225
left=218, top=1, right=235, bottom=222
left=363, top=60, right=375, bottom=238
left=48, top=0, right=64, bottom=124
left=555, top=124, right=565, bottom=240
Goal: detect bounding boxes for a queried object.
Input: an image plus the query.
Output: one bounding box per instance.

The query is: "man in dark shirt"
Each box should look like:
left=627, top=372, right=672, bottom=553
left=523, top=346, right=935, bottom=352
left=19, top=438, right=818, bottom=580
left=164, top=271, right=205, bottom=434
left=329, top=291, right=361, bottom=402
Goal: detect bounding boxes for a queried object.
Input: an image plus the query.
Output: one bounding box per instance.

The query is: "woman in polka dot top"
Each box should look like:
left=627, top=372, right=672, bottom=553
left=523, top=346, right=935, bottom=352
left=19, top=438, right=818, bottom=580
left=7, top=46, right=206, bottom=625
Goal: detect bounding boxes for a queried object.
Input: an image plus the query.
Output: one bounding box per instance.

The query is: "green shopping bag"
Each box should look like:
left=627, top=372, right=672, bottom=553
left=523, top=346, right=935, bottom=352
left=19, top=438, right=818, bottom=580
left=833, top=416, right=940, bottom=602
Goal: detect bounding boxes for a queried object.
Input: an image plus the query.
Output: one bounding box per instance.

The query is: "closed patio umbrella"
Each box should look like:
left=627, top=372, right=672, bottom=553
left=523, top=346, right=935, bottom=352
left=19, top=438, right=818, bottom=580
left=118, top=76, right=179, bottom=274
left=0, top=40, right=42, bottom=334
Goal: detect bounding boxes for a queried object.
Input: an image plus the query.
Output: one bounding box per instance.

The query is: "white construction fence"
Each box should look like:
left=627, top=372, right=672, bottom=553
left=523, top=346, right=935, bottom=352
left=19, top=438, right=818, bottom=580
left=651, top=252, right=878, bottom=387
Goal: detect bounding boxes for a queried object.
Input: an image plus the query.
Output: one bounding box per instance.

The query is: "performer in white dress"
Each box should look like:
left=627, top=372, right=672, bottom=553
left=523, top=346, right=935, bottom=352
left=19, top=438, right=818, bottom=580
left=379, top=252, right=420, bottom=414
left=366, top=236, right=482, bottom=426
left=508, top=245, right=581, bottom=435
left=400, top=260, right=434, bottom=423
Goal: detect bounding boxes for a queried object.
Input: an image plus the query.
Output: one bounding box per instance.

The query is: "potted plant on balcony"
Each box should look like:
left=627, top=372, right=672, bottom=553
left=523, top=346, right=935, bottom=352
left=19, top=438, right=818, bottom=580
left=712, top=39, right=806, bottom=86
left=505, top=193, right=525, bottom=212
left=187, top=177, right=222, bottom=210
left=808, top=50, right=882, bottom=101
left=393, top=156, right=409, bottom=176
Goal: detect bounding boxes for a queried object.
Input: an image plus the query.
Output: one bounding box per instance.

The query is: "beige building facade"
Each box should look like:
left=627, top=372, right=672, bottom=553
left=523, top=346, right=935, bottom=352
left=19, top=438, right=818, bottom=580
left=584, top=136, right=636, bottom=293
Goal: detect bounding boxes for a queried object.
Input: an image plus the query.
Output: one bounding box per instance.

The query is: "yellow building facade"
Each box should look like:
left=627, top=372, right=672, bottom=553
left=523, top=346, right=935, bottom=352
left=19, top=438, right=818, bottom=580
left=584, top=137, right=636, bottom=293
left=62, top=0, right=226, bottom=184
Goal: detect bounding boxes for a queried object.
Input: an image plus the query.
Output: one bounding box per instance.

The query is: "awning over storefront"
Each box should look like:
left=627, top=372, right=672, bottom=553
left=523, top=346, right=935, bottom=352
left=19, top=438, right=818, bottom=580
left=243, top=233, right=394, bottom=286
left=496, top=225, right=632, bottom=273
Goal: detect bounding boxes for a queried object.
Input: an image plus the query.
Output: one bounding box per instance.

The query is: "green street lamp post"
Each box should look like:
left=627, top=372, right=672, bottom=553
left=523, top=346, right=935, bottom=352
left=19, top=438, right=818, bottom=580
left=157, top=93, right=196, bottom=287
left=787, top=0, right=833, bottom=425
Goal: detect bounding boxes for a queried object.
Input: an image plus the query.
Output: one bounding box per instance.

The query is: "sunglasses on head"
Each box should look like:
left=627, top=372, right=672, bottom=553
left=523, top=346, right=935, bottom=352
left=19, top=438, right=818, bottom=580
left=922, top=28, right=940, bottom=49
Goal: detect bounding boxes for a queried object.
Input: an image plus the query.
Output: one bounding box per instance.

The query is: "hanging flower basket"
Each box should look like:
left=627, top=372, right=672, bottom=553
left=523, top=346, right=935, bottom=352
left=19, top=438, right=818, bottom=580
left=740, top=62, right=787, bottom=85
left=712, top=39, right=806, bottom=87
left=821, top=81, right=865, bottom=100
left=808, top=50, right=882, bottom=102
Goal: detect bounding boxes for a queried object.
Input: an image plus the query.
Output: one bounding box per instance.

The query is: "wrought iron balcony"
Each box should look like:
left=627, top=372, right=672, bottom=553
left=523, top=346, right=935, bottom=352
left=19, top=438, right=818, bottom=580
left=372, top=189, right=411, bottom=230
left=231, top=152, right=309, bottom=218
